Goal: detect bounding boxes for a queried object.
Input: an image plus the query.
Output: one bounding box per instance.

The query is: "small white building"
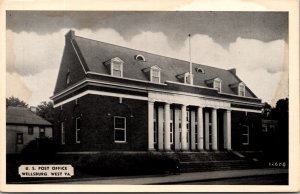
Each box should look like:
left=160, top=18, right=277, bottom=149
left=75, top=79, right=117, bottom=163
left=6, top=106, right=53, bottom=154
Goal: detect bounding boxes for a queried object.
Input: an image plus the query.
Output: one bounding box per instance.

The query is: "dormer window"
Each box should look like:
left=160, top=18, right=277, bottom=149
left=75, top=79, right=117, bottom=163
left=229, top=82, right=246, bottom=96
left=205, top=77, right=222, bottom=93
left=239, top=83, right=246, bottom=96
left=142, top=65, right=161, bottom=83
left=177, top=72, right=193, bottom=85
left=214, top=78, right=222, bottom=93
left=104, top=57, right=124, bottom=77
left=135, top=54, right=146, bottom=62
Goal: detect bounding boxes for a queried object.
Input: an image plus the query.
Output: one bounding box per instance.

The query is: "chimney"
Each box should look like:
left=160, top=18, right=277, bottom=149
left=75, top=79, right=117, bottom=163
left=30, top=106, right=37, bottom=113
left=65, top=30, right=75, bottom=43
left=228, top=68, right=236, bottom=75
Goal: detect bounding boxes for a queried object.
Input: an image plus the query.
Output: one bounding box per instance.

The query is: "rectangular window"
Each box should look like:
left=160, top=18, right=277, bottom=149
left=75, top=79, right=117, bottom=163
left=112, top=61, right=122, bottom=77
left=214, top=80, right=221, bottom=93
left=28, top=126, right=33, bottom=135
left=114, top=116, right=126, bottom=142
left=262, top=124, right=268, bottom=132
left=76, top=117, right=81, bottom=143
left=151, top=69, right=160, bottom=83
left=242, top=125, right=249, bottom=145
left=153, top=108, right=157, bottom=144
left=170, top=109, right=174, bottom=144
left=186, top=110, right=190, bottom=143
left=61, top=122, right=65, bottom=144
left=17, top=133, right=23, bottom=144
left=239, top=84, right=245, bottom=96
left=39, top=128, right=45, bottom=138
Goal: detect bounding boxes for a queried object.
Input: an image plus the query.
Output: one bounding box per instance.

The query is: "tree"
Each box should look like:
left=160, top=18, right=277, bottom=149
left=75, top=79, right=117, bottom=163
left=36, top=101, right=55, bottom=123
left=6, top=96, right=28, bottom=108
left=262, top=102, right=272, bottom=119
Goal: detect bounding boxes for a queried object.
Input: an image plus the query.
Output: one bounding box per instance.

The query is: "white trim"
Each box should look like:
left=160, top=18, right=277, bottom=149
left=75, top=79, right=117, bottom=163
left=135, top=54, right=146, bottom=61
left=51, top=73, right=261, bottom=102
left=230, top=107, right=262, bottom=113
left=110, top=58, right=124, bottom=77
left=114, top=116, right=126, bottom=143
left=75, top=117, right=81, bottom=143
left=166, top=80, right=217, bottom=91
left=70, top=39, right=87, bottom=74
left=238, top=83, right=246, bottom=97
left=213, top=78, right=222, bottom=93
left=87, top=71, right=167, bottom=85
left=51, top=78, right=262, bottom=108
left=150, top=66, right=161, bottom=83
left=53, top=90, right=148, bottom=108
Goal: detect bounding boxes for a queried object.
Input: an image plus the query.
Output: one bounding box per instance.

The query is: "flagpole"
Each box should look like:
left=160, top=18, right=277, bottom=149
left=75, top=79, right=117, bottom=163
left=188, top=34, right=193, bottom=85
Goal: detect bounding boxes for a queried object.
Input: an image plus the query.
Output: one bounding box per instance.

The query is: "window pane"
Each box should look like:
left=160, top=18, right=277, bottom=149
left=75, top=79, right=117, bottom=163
left=113, top=62, right=121, bottom=70
left=115, top=129, right=125, bottom=141
left=152, top=69, right=159, bottom=77
left=17, top=134, right=23, bottom=144
left=28, top=126, right=33, bottom=135
left=76, top=118, right=81, bottom=129
left=40, top=128, right=45, bottom=137
left=113, top=70, right=121, bottom=77
left=115, top=117, right=125, bottom=129
left=242, top=135, right=248, bottom=144
left=152, top=77, right=159, bottom=83
left=77, top=129, right=81, bottom=142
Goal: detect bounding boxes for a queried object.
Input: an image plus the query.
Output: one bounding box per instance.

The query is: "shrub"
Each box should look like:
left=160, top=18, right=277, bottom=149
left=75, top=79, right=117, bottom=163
left=74, top=152, right=176, bottom=176
left=21, top=137, right=57, bottom=163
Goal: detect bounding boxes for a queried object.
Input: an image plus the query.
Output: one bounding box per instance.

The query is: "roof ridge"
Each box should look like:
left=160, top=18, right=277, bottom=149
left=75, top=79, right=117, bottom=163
left=74, top=35, right=230, bottom=72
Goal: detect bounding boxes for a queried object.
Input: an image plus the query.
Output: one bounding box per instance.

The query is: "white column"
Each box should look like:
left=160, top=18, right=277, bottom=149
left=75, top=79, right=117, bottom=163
left=158, top=106, right=164, bottom=151
left=190, top=110, right=196, bottom=150
left=148, top=101, right=155, bottom=150
left=181, top=105, right=188, bottom=151
left=204, top=111, right=210, bottom=150
left=212, top=108, right=218, bottom=151
left=223, top=110, right=232, bottom=150
left=174, top=108, right=180, bottom=151
left=197, top=107, right=204, bottom=151
left=164, top=103, right=171, bottom=151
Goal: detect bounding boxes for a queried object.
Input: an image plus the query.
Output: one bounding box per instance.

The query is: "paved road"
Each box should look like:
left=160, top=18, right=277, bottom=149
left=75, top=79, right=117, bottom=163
left=177, top=174, right=288, bottom=185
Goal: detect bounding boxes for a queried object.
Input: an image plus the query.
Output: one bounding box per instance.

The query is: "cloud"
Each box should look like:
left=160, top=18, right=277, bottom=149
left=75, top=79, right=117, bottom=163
left=6, top=28, right=288, bottom=106
left=6, top=29, right=65, bottom=76
left=6, top=72, right=32, bottom=103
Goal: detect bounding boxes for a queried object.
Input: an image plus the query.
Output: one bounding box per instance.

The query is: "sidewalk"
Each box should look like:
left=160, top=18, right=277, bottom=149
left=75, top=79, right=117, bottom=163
left=57, top=168, right=288, bottom=184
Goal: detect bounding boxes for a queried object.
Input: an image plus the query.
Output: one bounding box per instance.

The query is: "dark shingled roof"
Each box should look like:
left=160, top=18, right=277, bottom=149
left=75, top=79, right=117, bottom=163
left=6, top=106, right=52, bottom=126
left=73, top=35, right=257, bottom=98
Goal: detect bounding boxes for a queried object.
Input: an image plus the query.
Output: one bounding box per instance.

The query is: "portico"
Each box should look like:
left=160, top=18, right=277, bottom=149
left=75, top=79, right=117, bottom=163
left=147, top=92, right=232, bottom=152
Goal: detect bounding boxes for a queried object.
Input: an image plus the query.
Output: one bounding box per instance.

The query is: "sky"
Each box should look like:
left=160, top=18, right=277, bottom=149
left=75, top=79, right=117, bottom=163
left=6, top=11, right=288, bottom=106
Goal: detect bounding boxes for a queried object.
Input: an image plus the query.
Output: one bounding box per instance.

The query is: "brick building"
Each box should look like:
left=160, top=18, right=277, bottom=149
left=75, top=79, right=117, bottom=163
left=51, top=30, right=263, bottom=153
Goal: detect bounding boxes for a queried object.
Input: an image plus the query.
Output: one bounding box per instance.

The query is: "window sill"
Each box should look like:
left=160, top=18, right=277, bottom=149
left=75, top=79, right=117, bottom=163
left=114, top=141, right=127, bottom=144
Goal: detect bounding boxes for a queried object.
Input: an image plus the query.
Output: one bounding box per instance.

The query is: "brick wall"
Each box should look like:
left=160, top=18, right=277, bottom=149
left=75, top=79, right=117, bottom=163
left=53, top=94, right=148, bottom=152
left=231, top=111, right=262, bottom=150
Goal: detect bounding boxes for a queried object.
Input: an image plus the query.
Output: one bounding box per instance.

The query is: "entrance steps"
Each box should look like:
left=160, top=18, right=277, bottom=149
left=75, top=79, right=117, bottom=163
left=160, top=151, right=266, bottom=173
